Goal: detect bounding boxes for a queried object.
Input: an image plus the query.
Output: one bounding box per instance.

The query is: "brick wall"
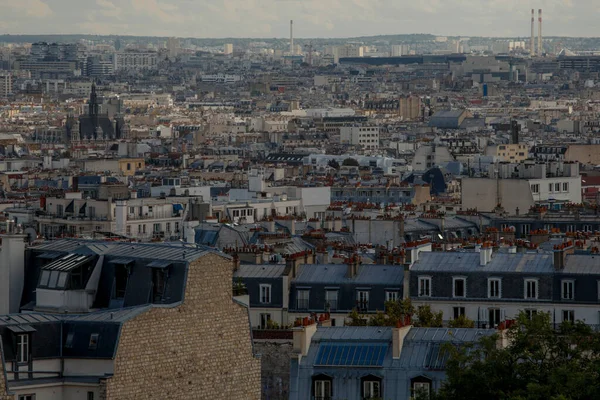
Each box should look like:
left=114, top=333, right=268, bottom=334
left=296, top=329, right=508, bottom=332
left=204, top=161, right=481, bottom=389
left=102, top=253, right=261, bottom=399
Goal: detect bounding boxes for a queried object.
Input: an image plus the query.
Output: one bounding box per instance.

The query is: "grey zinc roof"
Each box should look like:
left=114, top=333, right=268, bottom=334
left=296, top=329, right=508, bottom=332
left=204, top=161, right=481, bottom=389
left=234, top=264, right=287, bottom=279
left=31, top=239, right=218, bottom=262
left=404, top=219, right=438, bottom=232
left=0, top=313, right=63, bottom=327
left=395, top=328, right=495, bottom=370
left=562, top=254, right=600, bottom=274
left=294, top=264, right=404, bottom=285
left=405, top=327, right=493, bottom=343
left=412, top=251, right=554, bottom=274
left=312, top=326, right=393, bottom=342
left=66, top=306, right=151, bottom=323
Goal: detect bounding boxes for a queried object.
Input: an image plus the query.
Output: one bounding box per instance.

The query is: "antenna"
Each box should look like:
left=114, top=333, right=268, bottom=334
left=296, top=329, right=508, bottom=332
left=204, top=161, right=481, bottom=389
left=290, top=20, right=294, bottom=55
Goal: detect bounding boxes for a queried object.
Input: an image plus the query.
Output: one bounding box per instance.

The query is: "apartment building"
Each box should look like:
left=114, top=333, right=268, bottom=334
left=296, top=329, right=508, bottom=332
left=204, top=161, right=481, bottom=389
left=0, top=239, right=261, bottom=399
left=410, top=243, right=600, bottom=328
left=113, top=51, right=158, bottom=71
left=339, top=126, right=380, bottom=149
left=38, top=195, right=189, bottom=241
left=0, top=72, right=11, bottom=98
left=461, top=161, right=581, bottom=214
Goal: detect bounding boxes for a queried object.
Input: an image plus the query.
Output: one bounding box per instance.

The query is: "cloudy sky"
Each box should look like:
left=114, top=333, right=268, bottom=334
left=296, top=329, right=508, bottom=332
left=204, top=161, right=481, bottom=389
left=0, top=0, right=598, bottom=38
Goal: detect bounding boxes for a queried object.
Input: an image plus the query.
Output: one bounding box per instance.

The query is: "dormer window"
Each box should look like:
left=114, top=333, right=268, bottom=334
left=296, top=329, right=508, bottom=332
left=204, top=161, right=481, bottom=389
left=16, top=333, right=29, bottom=363
left=89, top=333, right=99, bottom=350
left=38, top=254, right=96, bottom=290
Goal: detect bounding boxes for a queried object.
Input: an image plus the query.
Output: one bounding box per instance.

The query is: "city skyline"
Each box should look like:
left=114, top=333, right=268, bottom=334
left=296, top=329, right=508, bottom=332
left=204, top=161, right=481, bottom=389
left=2, top=0, right=600, bottom=39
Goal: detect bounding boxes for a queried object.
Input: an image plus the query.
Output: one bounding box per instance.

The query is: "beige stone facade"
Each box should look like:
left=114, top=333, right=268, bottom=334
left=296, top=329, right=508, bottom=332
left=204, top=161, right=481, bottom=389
left=101, top=253, right=261, bottom=400
left=0, top=348, right=10, bottom=400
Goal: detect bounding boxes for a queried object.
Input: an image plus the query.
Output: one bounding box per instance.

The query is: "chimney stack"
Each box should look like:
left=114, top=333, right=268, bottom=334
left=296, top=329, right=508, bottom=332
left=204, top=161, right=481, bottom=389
left=538, top=9, right=543, bottom=56
left=290, top=20, right=294, bottom=55
left=530, top=9, right=535, bottom=56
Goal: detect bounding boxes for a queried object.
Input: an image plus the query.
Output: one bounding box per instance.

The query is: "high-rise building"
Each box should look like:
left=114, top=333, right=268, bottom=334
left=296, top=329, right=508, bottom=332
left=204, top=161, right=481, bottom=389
left=0, top=72, right=11, bottom=98
left=391, top=45, right=409, bottom=57
left=167, top=37, right=179, bottom=59
left=224, top=43, right=234, bottom=55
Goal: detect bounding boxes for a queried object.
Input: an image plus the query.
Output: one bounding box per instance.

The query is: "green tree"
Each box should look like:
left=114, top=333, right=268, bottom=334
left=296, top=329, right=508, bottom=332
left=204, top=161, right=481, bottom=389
left=346, top=308, right=368, bottom=326
left=347, top=298, right=415, bottom=327
left=414, top=304, right=444, bottom=328
left=433, top=311, right=600, bottom=400
left=342, top=157, right=360, bottom=167
left=448, top=315, right=475, bottom=328
left=327, top=159, right=340, bottom=170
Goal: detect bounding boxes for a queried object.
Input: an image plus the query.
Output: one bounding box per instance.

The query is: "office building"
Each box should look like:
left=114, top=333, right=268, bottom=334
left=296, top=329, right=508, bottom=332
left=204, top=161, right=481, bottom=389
left=0, top=72, right=11, bottom=98
left=113, top=51, right=158, bottom=71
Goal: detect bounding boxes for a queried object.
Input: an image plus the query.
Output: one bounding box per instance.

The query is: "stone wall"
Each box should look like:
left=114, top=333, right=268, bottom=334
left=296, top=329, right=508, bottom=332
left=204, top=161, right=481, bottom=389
left=102, top=252, right=261, bottom=399
left=254, top=340, right=293, bottom=400
left=0, top=347, right=12, bottom=400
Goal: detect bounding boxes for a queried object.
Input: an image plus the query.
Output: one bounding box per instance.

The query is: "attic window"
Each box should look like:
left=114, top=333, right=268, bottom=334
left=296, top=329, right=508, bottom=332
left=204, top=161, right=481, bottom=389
left=89, top=333, right=99, bottom=350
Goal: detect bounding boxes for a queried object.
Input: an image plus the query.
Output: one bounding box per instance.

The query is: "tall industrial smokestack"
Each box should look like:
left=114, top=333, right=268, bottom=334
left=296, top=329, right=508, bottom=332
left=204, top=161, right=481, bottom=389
left=530, top=9, right=535, bottom=56
left=290, top=20, right=294, bottom=55
left=538, top=9, right=543, bottom=56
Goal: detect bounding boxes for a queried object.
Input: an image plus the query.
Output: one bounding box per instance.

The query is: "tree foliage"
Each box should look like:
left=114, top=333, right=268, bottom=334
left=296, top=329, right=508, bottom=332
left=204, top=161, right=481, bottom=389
left=342, top=157, right=360, bottom=167
left=327, top=159, right=340, bottom=170
left=414, top=304, right=444, bottom=328
left=347, top=299, right=448, bottom=328
left=448, top=314, right=475, bottom=328
left=433, top=311, right=600, bottom=400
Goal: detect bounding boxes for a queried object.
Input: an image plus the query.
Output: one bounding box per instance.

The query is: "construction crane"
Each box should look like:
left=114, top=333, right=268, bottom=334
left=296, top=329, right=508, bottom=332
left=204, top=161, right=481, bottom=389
left=304, top=42, right=313, bottom=66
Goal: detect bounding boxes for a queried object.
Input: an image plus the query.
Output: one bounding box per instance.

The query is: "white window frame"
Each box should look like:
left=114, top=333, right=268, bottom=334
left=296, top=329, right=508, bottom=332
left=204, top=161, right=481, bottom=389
left=314, top=380, right=331, bottom=398
left=452, top=277, right=467, bottom=298
left=488, top=278, right=502, bottom=299
left=325, top=290, right=338, bottom=310
left=561, top=280, right=574, bottom=300
left=357, top=290, right=370, bottom=306
left=530, top=184, right=539, bottom=194
left=18, top=396, right=35, bottom=400
left=385, top=290, right=399, bottom=302
left=259, top=284, right=272, bottom=304
left=297, top=289, right=310, bottom=309
left=453, top=306, right=465, bottom=319
left=363, top=380, right=381, bottom=399
left=562, top=182, right=569, bottom=192
left=259, top=313, right=271, bottom=329
left=562, top=309, right=575, bottom=323
left=521, top=224, right=531, bottom=235
left=413, top=382, right=431, bottom=399
left=418, top=276, right=432, bottom=297
left=524, top=279, right=538, bottom=300
left=488, top=308, right=502, bottom=328
left=17, top=334, right=29, bottom=364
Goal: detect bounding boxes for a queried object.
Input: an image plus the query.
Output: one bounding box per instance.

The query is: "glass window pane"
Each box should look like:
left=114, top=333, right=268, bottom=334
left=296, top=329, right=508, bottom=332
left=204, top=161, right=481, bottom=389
left=57, top=272, right=69, bottom=288
left=48, top=271, right=60, bottom=288
left=39, top=270, right=50, bottom=286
